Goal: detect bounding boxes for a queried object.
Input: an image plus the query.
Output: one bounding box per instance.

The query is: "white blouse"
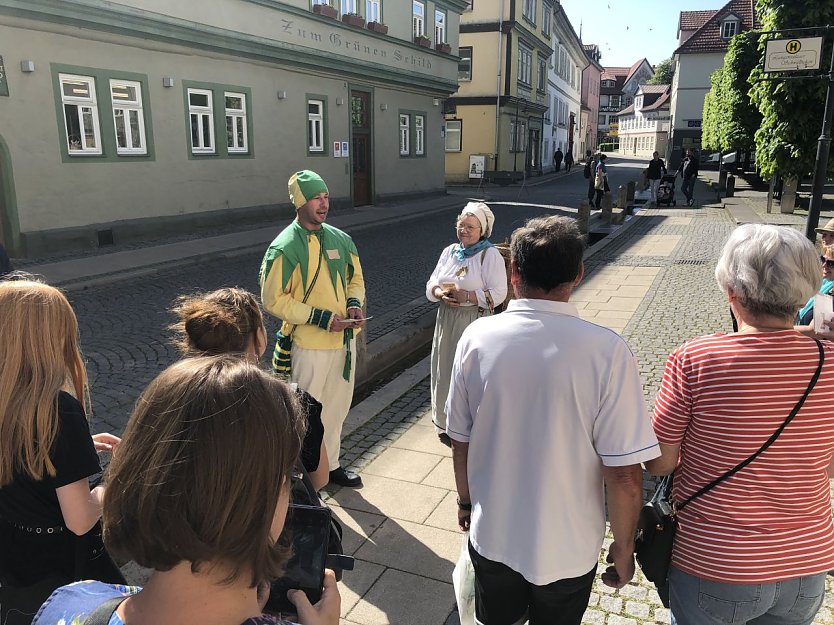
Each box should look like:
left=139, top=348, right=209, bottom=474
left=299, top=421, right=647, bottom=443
left=426, top=244, right=508, bottom=310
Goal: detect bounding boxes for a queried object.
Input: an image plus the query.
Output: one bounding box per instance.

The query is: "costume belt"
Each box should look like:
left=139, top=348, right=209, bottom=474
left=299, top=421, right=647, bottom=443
left=4, top=519, right=65, bottom=534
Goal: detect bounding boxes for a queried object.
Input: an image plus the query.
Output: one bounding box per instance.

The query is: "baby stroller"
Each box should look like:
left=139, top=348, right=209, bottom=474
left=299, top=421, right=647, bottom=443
left=656, top=174, right=677, bottom=207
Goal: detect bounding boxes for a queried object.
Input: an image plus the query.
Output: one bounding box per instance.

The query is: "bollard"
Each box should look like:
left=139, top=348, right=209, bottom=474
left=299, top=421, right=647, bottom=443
left=618, top=185, right=627, bottom=209
left=601, top=193, right=613, bottom=224
left=577, top=201, right=591, bottom=234
left=626, top=181, right=636, bottom=202
left=612, top=210, right=625, bottom=225
left=725, top=174, right=735, bottom=198
left=718, top=169, right=728, bottom=191
left=780, top=176, right=797, bottom=214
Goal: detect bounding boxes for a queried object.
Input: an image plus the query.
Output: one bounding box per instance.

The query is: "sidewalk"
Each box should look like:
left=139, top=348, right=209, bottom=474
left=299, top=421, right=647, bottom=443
left=319, top=176, right=834, bottom=625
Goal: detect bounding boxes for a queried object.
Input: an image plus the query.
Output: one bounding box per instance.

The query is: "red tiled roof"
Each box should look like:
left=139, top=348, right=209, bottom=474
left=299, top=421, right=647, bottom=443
left=680, top=10, right=718, bottom=31
left=676, top=0, right=761, bottom=55
left=601, top=66, right=631, bottom=80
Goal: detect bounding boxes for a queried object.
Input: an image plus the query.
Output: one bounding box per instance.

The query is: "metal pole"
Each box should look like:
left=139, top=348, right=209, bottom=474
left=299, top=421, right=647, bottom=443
left=805, top=37, right=834, bottom=241
left=513, top=100, right=520, bottom=172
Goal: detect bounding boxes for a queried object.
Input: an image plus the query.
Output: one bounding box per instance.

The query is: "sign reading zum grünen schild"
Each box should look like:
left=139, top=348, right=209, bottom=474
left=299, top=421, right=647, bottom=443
left=765, top=37, right=824, bottom=72
left=0, top=56, right=8, bottom=96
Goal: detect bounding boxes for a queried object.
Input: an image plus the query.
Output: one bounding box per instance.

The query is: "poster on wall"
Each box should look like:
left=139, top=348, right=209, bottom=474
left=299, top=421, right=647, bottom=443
left=468, top=155, right=486, bottom=179
left=341, top=141, right=349, bottom=158
left=333, top=141, right=342, bottom=157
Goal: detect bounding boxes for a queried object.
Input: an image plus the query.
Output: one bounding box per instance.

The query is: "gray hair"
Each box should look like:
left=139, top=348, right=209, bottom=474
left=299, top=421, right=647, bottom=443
left=715, top=224, right=819, bottom=318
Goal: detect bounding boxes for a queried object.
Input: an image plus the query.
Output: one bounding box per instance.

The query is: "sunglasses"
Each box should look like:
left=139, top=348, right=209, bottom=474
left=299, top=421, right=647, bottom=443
left=821, top=256, right=834, bottom=268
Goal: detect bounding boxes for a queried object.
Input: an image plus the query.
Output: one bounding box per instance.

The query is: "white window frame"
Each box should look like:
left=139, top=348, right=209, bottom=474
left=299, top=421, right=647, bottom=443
left=366, top=0, right=380, bottom=22
left=60, top=73, right=102, bottom=155
left=225, top=91, right=248, bottom=154
left=721, top=19, right=739, bottom=39
left=434, top=10, right=446, bottom=45
left=444, top=119, right=462, bottom=152
left=412, top=0, right=425, bottom=37
left=307, top=99, right=325, bottom=153
left=399, top=113, right=410, bottom=155
left=458, top=47, right=473, bottom=80
left=341, top=0, right=358, bottom=14
left=188, top=88, right=215, bottom=154
left=415, top=114, right=425, bottom=155
left=518, top=45, right=532, bottom=85
left=510, top=119, right=527, bottom=152
left=522, top=0, right=535, bottom=23
left=109, top=78, right=146, bottom=156
left=542, top=4, right=551, bottom=35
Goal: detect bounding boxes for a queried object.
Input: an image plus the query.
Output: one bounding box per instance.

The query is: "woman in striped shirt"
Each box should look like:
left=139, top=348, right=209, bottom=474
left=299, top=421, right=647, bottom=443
left=647, top=224, right=834, bottom=625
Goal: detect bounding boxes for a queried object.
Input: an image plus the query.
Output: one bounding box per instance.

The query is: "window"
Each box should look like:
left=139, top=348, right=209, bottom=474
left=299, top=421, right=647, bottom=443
left=518, top=45, right=532, bottom=85
left=399, top=114, right=410, bottom=155
left=435, top=10, right=446, bottom=44
left=188, top=88, right=214, bottom=154
left=522, top=0, right=535, bottom=23
left=225, top=92, right=247, bottom=153
left=341, top=0, right=358, bottom=13
left=307, top=99, right=325, bottom=153
left=510, top=119, right=527, bottom=152
left=110, top=79, right=146, bottom=155
left=602, top=79, right=616, bottom=88
left=598, top=114, right=606, bottom=125
left=366, top=0, right=380, bottom=22
left=60, top=74, right=102, bottom=154
left=458, top=47, right=473, bottom=80
left=537, top=58, right=546, bottom=91
left=413, top=1, right=425, bottom=37
left=542, top=4, right=551, bottom=35
left=445, top=120, right=462, bottom=152
left=721, top=19, right=738, bottom=39
left=415, top=114, right=425, bottom=155
left=610, top=95, right=621, bottom=109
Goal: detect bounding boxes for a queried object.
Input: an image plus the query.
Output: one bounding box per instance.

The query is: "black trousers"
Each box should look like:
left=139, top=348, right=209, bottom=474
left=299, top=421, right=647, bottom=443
left=469, top=541, right=596, bottom=625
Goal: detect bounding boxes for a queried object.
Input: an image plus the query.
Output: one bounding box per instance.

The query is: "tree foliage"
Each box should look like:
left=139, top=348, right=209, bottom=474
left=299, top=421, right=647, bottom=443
left=648, top=58, right=674, bottom=85
left=701, top=34, right=761, bottom=154
left=750, top=0, right=834, bottom=179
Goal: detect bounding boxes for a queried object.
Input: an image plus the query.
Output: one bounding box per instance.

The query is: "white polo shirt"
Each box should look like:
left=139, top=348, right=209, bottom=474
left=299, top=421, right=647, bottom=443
left=446, top=298, right=659, bottom=585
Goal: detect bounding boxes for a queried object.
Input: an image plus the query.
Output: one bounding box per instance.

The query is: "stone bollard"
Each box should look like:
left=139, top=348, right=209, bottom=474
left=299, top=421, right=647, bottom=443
left=726, top=174, right=735, bottom=198
left=577, top=201, right=591, bottom=234
left=627, top=181, right=636, bottom=202
left=612, top=210, right=625, bottom=225
left=780, top=176, right=797, bottom=214
left=601, top=193, right=613, bottom=224
left=718, top=169, right=728, bottom=191
left=617, top=185, right=627, bottom=209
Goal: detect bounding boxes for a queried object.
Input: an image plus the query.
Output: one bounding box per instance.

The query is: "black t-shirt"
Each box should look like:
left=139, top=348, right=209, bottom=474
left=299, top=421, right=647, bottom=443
left=647, top=158, right=666, bottom=179
left=0, top=392, right=101, bottom=527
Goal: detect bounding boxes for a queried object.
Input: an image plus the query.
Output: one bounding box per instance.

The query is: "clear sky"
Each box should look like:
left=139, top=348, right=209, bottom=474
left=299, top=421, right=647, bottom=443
left=559, top=0, right=725, bottom=68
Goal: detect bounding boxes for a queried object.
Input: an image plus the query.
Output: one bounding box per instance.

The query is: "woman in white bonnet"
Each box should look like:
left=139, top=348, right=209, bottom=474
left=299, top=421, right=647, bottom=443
left=425, top=202, right=508, bottom=446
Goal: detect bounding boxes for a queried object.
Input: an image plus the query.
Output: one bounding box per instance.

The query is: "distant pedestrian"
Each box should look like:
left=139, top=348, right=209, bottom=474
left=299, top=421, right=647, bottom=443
left=0, top=243, right=12, bottom=277
left=553, top=147, right=563, bottom=172
left=259, top=169, right=366, bottom=488
left=646, top=151, right=666, bottom=205
left=680, top=148, right=699, bottom=206
left=564, top=150, right=574, bottom=173
left=426, top=202, right=507, bottom=447
left=584, top=150, right=596, bottom=204
left=447, top=215, right=659, bottom=625
left=815, top=217, right=834, bottom=247
left=594, top=153, right=609, bottom=209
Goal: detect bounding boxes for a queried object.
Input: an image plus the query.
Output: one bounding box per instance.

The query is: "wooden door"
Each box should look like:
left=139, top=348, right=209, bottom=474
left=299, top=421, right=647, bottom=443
left=350, top=91, right=372, bottom=206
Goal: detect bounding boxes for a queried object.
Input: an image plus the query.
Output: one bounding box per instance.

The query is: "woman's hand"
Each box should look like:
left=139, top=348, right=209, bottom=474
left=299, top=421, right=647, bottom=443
left=92, top=433, right=121, bottom=453
left=288, top=569, right=340, bottom=625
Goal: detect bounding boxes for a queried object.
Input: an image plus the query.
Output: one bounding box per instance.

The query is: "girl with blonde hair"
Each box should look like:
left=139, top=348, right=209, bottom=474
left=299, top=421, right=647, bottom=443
left=0, top=278, right=124, bottom=625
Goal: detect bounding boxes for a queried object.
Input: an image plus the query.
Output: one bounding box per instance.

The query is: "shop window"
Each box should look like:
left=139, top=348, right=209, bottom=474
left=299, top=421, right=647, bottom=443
left=60, top=74, right=102, bottom=155
left=110, top=79, right=146, bottom=155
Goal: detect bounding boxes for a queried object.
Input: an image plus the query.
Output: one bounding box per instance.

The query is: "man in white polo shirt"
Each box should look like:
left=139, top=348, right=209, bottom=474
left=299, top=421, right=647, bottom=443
left=447, top=215, right=659, bottom=625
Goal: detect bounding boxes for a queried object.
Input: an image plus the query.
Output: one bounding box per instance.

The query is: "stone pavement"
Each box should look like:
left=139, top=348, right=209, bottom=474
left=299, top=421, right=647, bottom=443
left=321, top=176, right=834, bottom=625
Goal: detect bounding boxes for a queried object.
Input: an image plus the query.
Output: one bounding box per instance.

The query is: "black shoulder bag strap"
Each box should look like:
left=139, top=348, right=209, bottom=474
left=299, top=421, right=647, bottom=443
left=83, top=597, right=125, bottom=625
left=676, top=338, right=825, bottom=513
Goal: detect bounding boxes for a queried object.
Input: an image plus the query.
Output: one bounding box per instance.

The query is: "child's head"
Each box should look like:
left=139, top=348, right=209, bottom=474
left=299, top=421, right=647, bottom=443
left=104, top=355, right=302, bottom=585
left=0, top=278, right=86, bottom=483
left=171, top=288, right=265, bottom=357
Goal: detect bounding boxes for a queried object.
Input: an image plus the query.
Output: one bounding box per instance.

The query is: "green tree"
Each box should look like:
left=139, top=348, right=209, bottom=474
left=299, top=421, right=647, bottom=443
left=749, top=0, right=834, bottom=179
left=701, top=67, right=723, bottom=151
left=647, top=58, right=674, bottom=85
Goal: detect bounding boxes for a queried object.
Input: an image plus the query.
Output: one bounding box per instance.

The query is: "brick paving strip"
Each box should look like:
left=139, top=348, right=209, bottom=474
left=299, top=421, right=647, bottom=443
left=321, top=179, right=834, bottom=625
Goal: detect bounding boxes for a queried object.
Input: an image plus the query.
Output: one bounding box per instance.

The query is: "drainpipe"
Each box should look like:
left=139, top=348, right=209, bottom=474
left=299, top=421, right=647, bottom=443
left=494, top=0, right=504, bottom=170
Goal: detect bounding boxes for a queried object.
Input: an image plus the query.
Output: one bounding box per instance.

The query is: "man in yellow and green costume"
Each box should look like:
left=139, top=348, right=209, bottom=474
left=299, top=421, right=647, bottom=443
left=259, top=170, right=366, bottom=487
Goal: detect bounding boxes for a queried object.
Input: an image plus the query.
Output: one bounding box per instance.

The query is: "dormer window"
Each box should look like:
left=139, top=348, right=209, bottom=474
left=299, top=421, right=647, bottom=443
left=721, top=17, right=739, bottom=39
left=635, top=95, right=642, bottom=109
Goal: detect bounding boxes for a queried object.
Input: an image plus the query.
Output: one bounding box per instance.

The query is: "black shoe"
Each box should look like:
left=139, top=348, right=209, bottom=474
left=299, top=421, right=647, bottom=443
left=438, top=433, right=452, bottom=448
left=329, top=467, right=362, bottom=488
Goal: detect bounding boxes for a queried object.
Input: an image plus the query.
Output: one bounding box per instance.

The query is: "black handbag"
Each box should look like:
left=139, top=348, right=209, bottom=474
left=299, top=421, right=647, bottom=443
left=636, top=338, right=824, bottom=607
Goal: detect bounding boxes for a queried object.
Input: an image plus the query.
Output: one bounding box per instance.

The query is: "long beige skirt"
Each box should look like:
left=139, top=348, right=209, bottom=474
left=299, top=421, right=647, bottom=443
left=430, top=303, right=483, bottom=432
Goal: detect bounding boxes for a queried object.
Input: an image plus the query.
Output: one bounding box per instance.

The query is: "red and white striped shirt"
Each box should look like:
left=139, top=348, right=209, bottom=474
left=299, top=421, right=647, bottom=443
left=653, top=330, right=834, bottom=583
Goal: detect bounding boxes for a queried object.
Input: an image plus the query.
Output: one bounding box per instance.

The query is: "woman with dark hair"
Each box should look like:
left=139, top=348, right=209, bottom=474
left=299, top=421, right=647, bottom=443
left=34, top=356, right=340, bottom=625
left=647, top=224, right=834, bottom=624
